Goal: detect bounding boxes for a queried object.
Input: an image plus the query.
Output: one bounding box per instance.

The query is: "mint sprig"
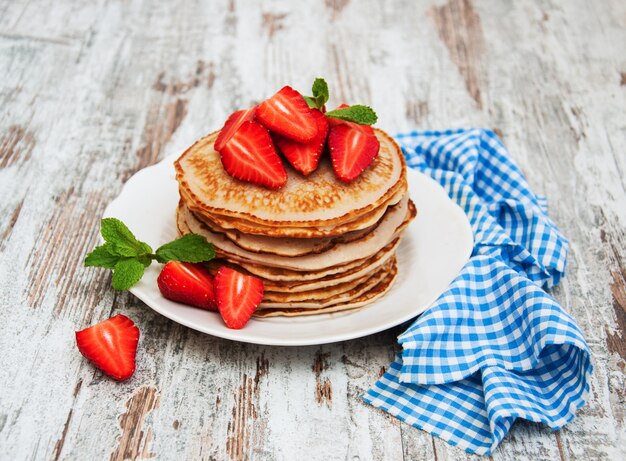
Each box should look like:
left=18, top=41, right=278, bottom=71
left=85, top=218, right=215, bottom=291
left=302, top=78, right=378, bottom=125
left=303, top=78, right=329, bottom=110
left=325, top=105, right=378, bottom=125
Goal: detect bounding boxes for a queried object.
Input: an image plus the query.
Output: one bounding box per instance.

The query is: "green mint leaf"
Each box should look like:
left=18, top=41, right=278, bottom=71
left=303, top=95, right=317, bottom=109
left=325, top=105, right=378, bottom=125
left=111, top=259, right=145, bottom=291
left=100, top=218, right=152, bottom=257
left=155, top=234, right=215, bottom=264
left=311, top=78, right=329, bottom=106
left=84, top=243, right=121, bottom=269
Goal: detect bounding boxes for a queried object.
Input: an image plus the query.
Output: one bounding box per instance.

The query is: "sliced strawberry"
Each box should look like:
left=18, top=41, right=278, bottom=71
left=328, top=122, right=380, bottom=182
left=219, top=120, right=287, bottom=189
left=214, top=107, right=257, bottom=152
left=75, top=314, right=140, bottom=381
left=274, top=109, right=329, bottom=175
left=157, top=261, right=217, bottom=310
left=214, top=267, right=264, bottom=329
left=255, top=86, right=318, bottom=143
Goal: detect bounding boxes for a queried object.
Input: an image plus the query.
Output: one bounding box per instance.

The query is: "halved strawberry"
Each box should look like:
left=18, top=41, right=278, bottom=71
left=75, top=314, right=140, bottom=381
left=255, top=86, right=318, bottom=143
left=157, top=261, right=216, bottom=310
left=214, top=107, right=257, bottom=152
left=214, top=267, right=264, bottom=329
left=219, top=120, right=287, bottom=189
left=328, top=122, right=380, bottom=182
left=274, top=109, right=329, bottom=175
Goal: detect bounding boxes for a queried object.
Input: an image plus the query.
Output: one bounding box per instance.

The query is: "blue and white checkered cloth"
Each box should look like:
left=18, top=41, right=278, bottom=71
left=362, top=129, right=592, bottom=455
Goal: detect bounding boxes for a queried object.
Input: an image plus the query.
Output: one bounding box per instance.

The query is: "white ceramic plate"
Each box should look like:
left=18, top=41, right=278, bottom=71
left=104, top=155, right=473, bottom=346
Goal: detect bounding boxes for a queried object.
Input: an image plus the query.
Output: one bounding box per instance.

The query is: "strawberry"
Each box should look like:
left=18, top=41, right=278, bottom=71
left=75, top=314, right=140, bottom=381
left=214, top=267, right=264, bottom=329
left=219, top=120, right=287, bottom=189
left=214, top=107, right=257, bottom=152
left=157, top=261, right=217, bottom=310
left=274, top=109, right=329, bottom=175
left=328, top=122, right=380, bottom=182
left=255, top=86, right=318, bottom=143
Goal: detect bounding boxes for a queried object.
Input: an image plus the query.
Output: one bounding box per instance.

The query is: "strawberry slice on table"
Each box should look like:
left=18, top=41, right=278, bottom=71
left=214, top=267, right=264, bottom=329
left=274, top=109, right=329, bottom=175
left=219, top=120, right=287, bottom=189
left=75, top=314, right=140, bottom=381
left=214, top=107, right=257, bottom=152
left=157, top=261, right=217, bottom=310
left=255, top=86, right=318, bottom=143
left=328, top=122, right=380, bottom=182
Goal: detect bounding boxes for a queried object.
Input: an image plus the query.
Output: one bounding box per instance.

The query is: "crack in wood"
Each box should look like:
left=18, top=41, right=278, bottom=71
left=254, top=354, right=269, bottom=393
left=600, top=217, right=626, bottom=364
left=52, top=409, right=73, bottom=461
left=606, top=269, right=626, bottom=362
left=554, top=430, right=566, bottom=461
left=430, top=0, right=485, bottom=109
left=226, top=374, right=256, bottom=461
left=226, top=355, right=269, bottom=461
left=110, top=385, right=160, bottom=461
left=325, top=0, right=350, bottom=21
left=152, top=60, right=216, bottom=94
left=0, top=198, right=24, bottom=250
left=0, top=125, right=35, bottom=169
left=313, top=350, right=332, bottom=407
left=261, top=12, right=288, bottom=39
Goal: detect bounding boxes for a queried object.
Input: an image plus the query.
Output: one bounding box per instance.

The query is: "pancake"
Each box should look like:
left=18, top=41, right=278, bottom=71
left=175, top=128, right=407, bottom=229
left=262, top=239, right=399, bottom=291
left=262, top=258, right=394, bottom=302
left=179, top=196, right=413, bottom=271
left=182, top=194, right=405, bottom=257
left=253, top=261, right=398, bottom=317
left=233, top=238, right=399, bottom=282
left=187, top=205, right=379, bottom=257
left=180, top=180, right=406, bottom=238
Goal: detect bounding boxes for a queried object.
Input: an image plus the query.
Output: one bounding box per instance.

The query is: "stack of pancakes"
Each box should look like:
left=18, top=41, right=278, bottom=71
left=174, top=128, right=416, bottom=317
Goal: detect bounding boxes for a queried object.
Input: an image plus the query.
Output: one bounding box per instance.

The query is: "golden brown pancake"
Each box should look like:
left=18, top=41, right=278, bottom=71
left=175, top=129, right=407, bottom=230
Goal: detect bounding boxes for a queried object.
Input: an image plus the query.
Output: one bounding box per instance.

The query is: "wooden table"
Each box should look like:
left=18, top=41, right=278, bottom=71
left=1, top=0, right=625, bottom=459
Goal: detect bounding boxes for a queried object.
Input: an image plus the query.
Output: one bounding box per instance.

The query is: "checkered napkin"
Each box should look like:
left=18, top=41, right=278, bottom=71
left=362, top=129, right=592, bottom=455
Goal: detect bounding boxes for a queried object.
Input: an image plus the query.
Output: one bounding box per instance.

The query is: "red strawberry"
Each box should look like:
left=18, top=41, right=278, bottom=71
left=219, top=120, right=287, bottom=189
left=157, top=261, right=217, bottom=310
left=328, top=122, right=380, bottom=182
left=75, top=314, right=140, bottom=381
left=255, top=86, right=318, bottom=143
left=214, top=267, right=264, bottom=329
left=214, top=107, right=257, bottom=152
left=274, top=109, right=329, bottom=175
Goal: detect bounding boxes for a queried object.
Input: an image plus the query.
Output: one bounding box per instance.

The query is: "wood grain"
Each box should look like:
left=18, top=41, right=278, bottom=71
left=1, top=0, right=625, bottom=459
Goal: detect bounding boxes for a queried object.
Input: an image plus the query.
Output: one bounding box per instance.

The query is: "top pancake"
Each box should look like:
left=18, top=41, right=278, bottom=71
left=175, top=128, right=406, bottom=228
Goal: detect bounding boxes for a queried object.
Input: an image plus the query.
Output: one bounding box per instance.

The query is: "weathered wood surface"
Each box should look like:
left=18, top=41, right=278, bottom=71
left=0, top=0, right=625, bottom=459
